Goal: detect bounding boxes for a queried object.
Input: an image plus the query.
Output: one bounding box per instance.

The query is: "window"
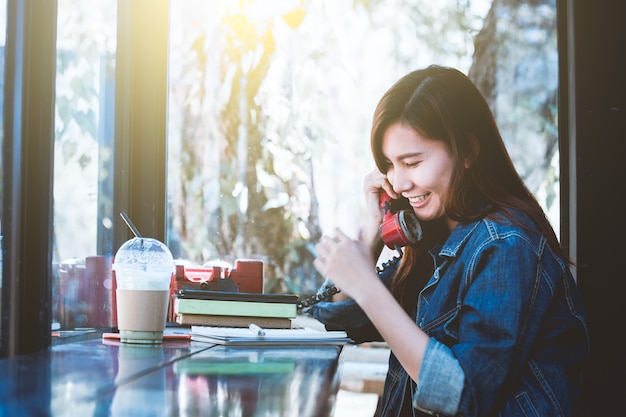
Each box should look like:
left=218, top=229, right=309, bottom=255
left=165, top=0, right=558, bottom=297
left=1, top=0, right=559, bottom=354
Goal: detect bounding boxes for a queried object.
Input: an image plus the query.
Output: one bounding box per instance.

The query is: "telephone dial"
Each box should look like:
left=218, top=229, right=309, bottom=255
left=297, top=191, right=423, bottom=309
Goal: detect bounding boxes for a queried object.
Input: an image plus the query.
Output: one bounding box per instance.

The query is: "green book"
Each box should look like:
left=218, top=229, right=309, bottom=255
left=174, top=298, right=298, bottom=318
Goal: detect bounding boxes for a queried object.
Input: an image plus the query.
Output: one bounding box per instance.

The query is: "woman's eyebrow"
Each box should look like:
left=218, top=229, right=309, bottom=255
left=383, top=151, right=423, bottom=164
left=395, top=151, right=424, bottom=160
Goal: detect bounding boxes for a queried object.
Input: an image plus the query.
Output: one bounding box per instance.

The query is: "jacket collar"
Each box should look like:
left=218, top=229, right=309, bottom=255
left=433, top=219, right=482, bottom=259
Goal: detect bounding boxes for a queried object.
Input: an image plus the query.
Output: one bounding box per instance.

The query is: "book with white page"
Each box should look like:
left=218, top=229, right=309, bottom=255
left=190, top=325, right=353, bottom=346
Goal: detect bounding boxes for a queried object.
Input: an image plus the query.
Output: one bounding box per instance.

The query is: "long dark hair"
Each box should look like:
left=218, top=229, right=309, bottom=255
left=370, top=65, right=566, bottom=312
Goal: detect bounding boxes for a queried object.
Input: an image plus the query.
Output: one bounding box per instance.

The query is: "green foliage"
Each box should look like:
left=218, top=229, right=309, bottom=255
left=168, top=2, right=325, bottom=294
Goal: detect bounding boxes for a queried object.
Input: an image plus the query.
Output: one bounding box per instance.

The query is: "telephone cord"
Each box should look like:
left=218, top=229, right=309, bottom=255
left=297, top=283, right=340, bottom=309
left=297, top=245, right=404, bottom=309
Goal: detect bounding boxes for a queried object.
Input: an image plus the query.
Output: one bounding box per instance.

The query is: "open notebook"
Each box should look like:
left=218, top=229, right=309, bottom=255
left=190, top=325, right=353, bottom=346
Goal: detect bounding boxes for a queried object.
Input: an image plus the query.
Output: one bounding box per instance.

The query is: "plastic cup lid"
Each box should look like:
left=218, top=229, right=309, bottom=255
left=112, top=237, right=174, bottom=273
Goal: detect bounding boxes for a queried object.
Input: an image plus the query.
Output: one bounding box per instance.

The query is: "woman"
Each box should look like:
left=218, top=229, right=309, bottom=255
left=308, top=66, right=589, bottom=417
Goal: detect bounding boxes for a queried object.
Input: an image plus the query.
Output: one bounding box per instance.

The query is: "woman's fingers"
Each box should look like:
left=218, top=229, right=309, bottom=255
left=364, top=169, right=397, bottom=199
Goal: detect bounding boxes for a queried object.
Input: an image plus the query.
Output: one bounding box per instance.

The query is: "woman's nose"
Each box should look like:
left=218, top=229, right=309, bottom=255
left=390, top=169, right=411, bottom=194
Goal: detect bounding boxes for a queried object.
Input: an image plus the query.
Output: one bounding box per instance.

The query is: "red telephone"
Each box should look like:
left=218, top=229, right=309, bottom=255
left=379, top=191, right=423, bottom=249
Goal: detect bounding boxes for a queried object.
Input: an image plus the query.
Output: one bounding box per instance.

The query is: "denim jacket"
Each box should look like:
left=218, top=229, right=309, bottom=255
left=307, top=212, right=589, bottom=417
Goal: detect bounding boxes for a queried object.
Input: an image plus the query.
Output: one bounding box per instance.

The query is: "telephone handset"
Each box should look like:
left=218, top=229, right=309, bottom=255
left=298, top=191, right=423, bottom=309
left=379, top=191, right=423, bottom=250
left=375, top=190, right=423, bottom=273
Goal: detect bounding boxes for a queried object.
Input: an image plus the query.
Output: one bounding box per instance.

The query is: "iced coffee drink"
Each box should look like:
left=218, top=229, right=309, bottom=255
left=112, top=237, right=174, bottom=344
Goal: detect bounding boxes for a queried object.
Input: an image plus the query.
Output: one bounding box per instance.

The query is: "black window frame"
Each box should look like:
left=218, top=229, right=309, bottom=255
left=1, top=0, right=169, bottom=357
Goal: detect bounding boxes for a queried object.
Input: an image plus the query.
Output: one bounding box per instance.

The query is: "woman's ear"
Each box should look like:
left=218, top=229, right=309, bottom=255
left=464, top=134, right=480, bottom=168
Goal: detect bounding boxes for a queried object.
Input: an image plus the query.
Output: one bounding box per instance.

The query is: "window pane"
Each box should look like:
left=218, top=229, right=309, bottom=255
left=168, top=0, right=528, bottom=293
left=166, top=0, right=559, bottom=300
left=53, top=0, right=117, bottom=331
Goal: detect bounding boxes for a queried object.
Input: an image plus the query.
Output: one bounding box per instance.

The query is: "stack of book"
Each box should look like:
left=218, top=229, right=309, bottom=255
left=173, top=289, right=299, bottom=329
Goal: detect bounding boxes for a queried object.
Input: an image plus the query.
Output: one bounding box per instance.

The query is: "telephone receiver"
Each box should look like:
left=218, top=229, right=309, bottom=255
left=379, top=191, right=423, bottom=250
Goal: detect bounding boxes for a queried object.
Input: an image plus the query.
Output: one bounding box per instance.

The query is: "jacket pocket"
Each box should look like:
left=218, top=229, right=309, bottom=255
left=420, top=305, right=460, bottom=344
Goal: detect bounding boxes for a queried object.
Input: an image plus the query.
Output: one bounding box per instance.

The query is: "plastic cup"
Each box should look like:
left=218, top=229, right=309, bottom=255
left=112, top=237, right=174, bottom=344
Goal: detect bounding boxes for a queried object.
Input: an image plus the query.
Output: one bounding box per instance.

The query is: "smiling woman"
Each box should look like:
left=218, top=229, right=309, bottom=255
left=307, top=65, right=588, bottom=417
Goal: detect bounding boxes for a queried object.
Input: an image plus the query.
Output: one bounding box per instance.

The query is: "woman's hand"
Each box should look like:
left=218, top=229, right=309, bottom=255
left=363, top=168, right=397, bottom=225
left=313, top=169, right=396, bottom=300
left=313, top=228, right=379, bottom=301
left=361, top=169, right=395, bottom=258
left=314, top=227, right=430, bottom=382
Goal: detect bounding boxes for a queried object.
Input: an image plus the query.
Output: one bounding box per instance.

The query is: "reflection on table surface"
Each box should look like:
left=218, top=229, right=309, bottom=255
left=175, top=346, right=341, bottom=417
left=0, top=337, right=342, bottom=417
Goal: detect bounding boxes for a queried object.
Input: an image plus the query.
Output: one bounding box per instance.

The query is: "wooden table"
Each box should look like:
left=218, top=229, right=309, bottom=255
left=0, top=334, right=342, bottom=416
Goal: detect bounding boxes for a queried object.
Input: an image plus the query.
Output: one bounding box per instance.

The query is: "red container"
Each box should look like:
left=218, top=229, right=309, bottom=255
left=166, top=259, right=264, bottom=323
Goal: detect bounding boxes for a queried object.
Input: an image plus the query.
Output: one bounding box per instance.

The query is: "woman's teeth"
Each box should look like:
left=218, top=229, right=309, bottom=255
left=409, top=193, right=429, bottom=203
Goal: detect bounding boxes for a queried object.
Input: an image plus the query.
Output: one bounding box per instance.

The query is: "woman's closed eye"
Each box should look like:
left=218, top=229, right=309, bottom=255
left=404, top=159, right=421, bottom=168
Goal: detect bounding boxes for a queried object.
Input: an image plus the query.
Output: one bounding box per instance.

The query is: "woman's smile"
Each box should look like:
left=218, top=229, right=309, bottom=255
left=408, top=192, right=431, bottom=206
